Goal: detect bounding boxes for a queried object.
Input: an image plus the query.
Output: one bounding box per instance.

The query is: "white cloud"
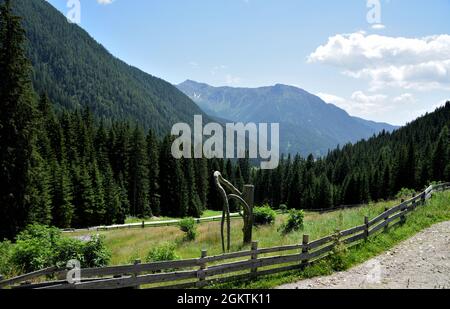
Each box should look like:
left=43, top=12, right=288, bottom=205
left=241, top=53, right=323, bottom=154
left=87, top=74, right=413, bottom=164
left=97, top=0, right=114, bottom=5
left=308, top=32, right=450, bottom=90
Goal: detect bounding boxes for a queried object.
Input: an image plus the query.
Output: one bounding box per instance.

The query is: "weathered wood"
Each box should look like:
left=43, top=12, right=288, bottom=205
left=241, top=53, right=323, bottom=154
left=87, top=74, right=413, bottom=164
left=301, top=235, right=309, bottom=268
left=0, top=266, right=60, bottom=288
left=257, top=244, right=303, bottom=255
left=364, top=216, right=370, bottom=240
left=61, top=270, right=198, bottom=289
left=133, top=259, right=141, bottom=289
left=242, top=185, right=255, bottom=245
left=308, top=235, right=333, bottom=250
left=56, top=258, right=199, bottom=279
left=339, top=225, right=366, bottom=237
left=197, top=250, right=208, bottom=287
left=251, top=241, right=258, bottom=276
left=204, top=250, right=253, bottom=263
left=307, top=244, right=335, bottom=259
left=343, top=232, right=366, bottom=245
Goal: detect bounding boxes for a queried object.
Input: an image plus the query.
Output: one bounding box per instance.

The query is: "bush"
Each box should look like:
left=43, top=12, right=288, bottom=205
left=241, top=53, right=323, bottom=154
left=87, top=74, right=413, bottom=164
left=253, top=205, right=277, bottom=226
left=10, top=224, right=111, bottom=273
left=279, top=204, right=288, bottom=214
left=396, top=188, right=416, bottom=200
left=0, top=240, right=13, bottom=276
left=279, top=209, right=304, bottom=234
left=179, top=218, right=197, bottom=241
left=327, top=234, right=349, bottom=271
left=146, top=243, right=180, bottom=263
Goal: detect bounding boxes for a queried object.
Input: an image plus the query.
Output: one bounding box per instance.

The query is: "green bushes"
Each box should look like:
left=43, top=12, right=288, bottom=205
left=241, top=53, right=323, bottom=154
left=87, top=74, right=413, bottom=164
left=146, top=243, right=180, bottom=263
left=396, top=188, right=416, bottom=200
left=0, top=241, right=13, bottom=276
left=253, top=206, right=277, bottom=226
left=280, top=209, right=305, bottom=234
left=178, top=218, right=197, bottom=241
left=2, top=225, right=111, bottom=275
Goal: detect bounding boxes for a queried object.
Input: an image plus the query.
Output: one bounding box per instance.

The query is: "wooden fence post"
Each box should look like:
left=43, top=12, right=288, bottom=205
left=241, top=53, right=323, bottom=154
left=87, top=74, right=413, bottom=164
left=197, top=250, right=208, bottom=287
left=301, top=235, right=309, bottom=268
left=242, top=185, right=255, bottom=245
left=383, top=207, right=389, bottom=233
left=251, top=241, right=259, bottom=277
left=364, top=216, right=369, bottom=240
left=133, top=259, right=141, bottom=289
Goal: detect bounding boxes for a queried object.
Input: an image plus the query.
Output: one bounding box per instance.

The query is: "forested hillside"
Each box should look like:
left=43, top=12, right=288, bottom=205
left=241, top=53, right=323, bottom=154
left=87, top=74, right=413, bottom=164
left=7, top=0, right=210, bottom=135
left=252, top=104, right=450, bottom=209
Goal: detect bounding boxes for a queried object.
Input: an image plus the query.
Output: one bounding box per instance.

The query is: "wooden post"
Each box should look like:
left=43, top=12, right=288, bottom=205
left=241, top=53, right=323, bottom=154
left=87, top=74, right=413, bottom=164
left=251, top=241, right=258, bottom=277
left=197, top=250, right=208, bottom=287
left=384, top=207, right=389, bottom=233
left=133, top=259, right=141, bottom=289
left=242, top=185, right=255, bottom=245
left=400, top=204, right=407, bottom=225
left=301, top=234, right=309, bottom=268
left=364, top=216, right=370, bottom=240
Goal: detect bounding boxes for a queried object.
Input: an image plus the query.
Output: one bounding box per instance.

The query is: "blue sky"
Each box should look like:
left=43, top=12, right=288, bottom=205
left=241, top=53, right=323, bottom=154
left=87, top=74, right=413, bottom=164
left=47, top=0, right=450, bottom=126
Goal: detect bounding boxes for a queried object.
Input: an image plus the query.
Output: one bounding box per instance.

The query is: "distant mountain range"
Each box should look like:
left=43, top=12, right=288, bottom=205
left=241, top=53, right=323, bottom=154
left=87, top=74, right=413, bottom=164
left=178, top=80, right=398, bottom=156
left=10, top=0, right=212, bottom=135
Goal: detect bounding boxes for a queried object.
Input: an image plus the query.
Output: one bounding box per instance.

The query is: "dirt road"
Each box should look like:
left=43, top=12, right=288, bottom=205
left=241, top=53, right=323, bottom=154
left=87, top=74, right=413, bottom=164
left=278, top=221, right=450, bottom=289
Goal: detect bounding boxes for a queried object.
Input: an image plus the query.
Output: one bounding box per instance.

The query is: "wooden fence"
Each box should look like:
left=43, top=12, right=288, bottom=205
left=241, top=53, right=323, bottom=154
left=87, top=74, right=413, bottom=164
left=1, top=183, right=449, bottom=290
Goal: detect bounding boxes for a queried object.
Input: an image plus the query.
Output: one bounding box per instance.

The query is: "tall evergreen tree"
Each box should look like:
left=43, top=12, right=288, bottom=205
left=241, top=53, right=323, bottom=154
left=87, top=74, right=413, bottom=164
left=0, top=0, right=38, bottom=239
left=128, top=126, right=150, bottom=218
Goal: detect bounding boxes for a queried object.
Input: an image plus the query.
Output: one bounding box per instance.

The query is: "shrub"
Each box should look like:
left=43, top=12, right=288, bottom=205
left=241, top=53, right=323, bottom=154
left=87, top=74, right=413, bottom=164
left=179, top=218, right=197, bottom=241
left=327, top=233, right=349, bottom=271
left=279, top=204, right=288, bottom=214
left=10, top=224, right=111, bottom=273
left=0, top=240, right=13, bottom=276
left=146, top=243, right=180, bottom=263
left=279, top=209, right=304, bottom=234
left=396, top=188, right=416, bottom=200
left=253, top=205, right=277, bottom=226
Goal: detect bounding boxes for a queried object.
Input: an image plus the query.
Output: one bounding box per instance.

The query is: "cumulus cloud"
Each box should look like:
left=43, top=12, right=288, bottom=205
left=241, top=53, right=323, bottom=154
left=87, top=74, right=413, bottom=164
left=308, top=32, right=450, bottom=90
left=317, top=91, right=407, bottom=118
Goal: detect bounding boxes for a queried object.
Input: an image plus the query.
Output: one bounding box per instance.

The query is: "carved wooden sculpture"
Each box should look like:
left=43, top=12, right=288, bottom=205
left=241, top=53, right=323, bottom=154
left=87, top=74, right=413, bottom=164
left=214, top=171, right=254, bottom=252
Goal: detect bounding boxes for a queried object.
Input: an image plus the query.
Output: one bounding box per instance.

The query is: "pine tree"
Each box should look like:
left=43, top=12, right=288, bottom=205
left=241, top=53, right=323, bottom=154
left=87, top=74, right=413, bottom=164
left=194, top=157, right=209, bottom=211
left=432, top=126, right=449, bottom=181
left=183, top=158, right=203, bottom=218
left=0, top=0, right=38, bottom=239
left=50, top=159, right=74, bottom=228
left=146, top=130, right=160, bottom=216
left=128, top=126, right=150, bottom=218
left=159, top=136, right=188, bottom=217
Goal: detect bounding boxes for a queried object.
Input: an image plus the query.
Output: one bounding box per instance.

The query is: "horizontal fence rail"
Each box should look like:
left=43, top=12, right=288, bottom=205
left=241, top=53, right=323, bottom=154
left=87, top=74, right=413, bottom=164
left=1, top=183, right=449, bottom=290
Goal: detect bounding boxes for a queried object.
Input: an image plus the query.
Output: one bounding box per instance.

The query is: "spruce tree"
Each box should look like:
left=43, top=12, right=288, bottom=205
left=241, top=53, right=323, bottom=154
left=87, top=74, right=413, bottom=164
left=0, top=0, right=38, bottom=239
left=128, top=126, right=151, bottom=218
left=146, top=130, right=160, bottom=216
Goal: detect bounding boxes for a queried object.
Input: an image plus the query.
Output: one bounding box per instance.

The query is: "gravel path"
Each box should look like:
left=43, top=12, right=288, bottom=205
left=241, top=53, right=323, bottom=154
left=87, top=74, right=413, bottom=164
left=278, top=221, right=450, bottom=289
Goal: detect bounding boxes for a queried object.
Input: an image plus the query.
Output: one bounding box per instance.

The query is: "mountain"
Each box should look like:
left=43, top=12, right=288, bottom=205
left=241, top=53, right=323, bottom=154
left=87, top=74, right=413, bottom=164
left=178, top=80, right=398, bottom=156
left=9, top=0, right=210, bottom=135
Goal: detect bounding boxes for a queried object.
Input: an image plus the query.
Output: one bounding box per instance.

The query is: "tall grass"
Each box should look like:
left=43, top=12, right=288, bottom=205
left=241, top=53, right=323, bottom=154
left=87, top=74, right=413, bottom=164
left=72, top=199, right=401, bottom=265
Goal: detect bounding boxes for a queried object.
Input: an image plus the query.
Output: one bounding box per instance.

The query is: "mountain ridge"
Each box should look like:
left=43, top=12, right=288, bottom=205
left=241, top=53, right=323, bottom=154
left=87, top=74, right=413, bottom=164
left=177, top=80, right=398, bottom=156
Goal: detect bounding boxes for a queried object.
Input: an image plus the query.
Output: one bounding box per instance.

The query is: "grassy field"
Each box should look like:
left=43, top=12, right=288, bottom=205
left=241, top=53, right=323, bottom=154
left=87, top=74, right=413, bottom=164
left=124, top=210, right=223, bottom=224
left=73, top=199, right=402, bottom=265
